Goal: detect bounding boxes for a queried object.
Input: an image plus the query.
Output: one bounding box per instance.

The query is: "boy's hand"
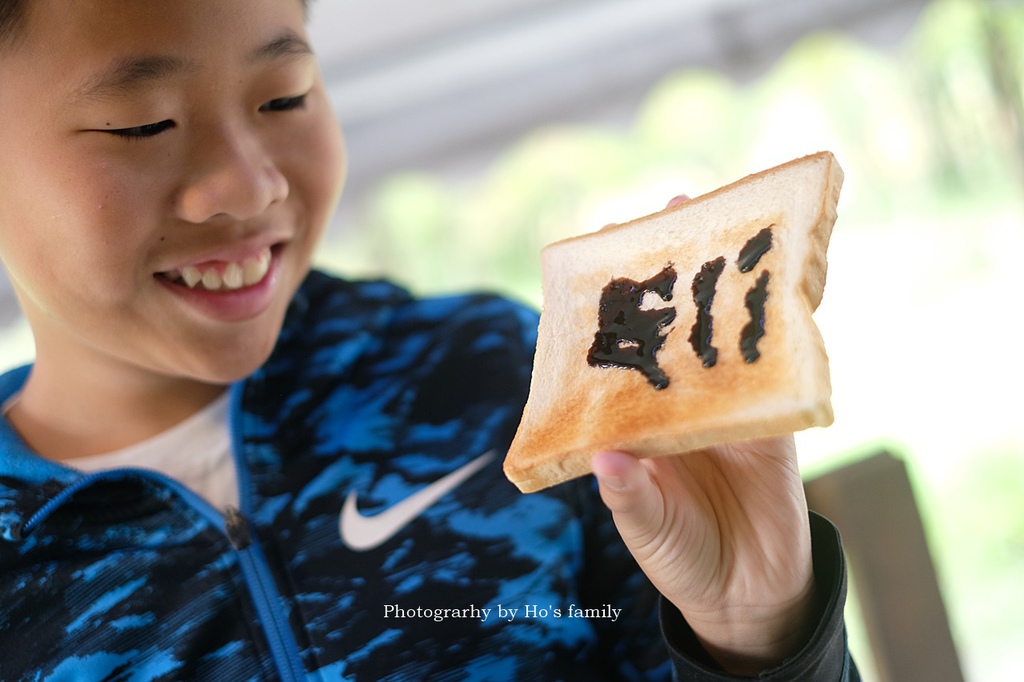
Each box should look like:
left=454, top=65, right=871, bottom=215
left=593, top=437, right=816, bottom=675
left=591, top=194, right=816, bottom=674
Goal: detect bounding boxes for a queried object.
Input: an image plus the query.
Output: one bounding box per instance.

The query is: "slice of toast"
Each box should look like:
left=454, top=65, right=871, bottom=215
left=504, top=151, right=843, bottom=493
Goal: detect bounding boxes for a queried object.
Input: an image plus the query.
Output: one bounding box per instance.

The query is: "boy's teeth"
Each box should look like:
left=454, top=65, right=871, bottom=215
left=181, top=266, right=203, bottom=288
left=242, top=258, right=266, bottom=286
left=223, top=262, right=244, bottom=289
left=174, top=248, right=271, bottom=291
left=202, top=269, right=222, bottom=290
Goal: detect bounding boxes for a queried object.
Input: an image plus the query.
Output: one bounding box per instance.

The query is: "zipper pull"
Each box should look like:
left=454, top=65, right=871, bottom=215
left=224, top=506, right=252, bottom=550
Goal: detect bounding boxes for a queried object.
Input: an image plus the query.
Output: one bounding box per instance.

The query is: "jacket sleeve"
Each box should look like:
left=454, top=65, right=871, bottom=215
left=660, top=512, right=862, bottom=681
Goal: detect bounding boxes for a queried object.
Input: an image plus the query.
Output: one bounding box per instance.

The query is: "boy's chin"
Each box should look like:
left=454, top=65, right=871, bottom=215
left=192, top=363, right=264, bottom=387
left=177, top=336, right=279, bottom=386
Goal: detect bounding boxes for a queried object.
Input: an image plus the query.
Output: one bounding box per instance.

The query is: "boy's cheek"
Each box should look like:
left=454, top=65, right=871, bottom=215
left=291, top=102, right=348, bottom=225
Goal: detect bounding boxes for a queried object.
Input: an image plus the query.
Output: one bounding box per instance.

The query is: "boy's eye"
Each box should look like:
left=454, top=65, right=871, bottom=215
left=105, top=119, right=176, bottom=139
left=260, top=94, right=308, bottom=113
left=92, top=93, right=307, bottom=139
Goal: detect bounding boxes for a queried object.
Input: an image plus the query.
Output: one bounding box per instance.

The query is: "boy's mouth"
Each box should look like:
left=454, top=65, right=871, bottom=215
left=160, top=247, right=273, bottom=292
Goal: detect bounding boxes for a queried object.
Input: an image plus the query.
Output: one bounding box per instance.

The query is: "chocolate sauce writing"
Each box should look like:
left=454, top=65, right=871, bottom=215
left=587, top=225, right=774, bottom=388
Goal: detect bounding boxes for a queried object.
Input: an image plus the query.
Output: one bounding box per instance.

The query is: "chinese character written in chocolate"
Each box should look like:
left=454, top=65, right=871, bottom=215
left=587, top=265, right=678, bottom=389
left=587, top=225, right=775, bottom=389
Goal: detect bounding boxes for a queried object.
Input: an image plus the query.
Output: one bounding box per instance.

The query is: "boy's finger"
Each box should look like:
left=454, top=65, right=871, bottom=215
left=666, top=194, right=690, bottom=209
left=592, top=450, right=663, bottom=539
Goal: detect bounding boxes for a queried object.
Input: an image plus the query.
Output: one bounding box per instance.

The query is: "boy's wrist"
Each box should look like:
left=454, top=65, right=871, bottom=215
left=681, top=578, right=819, bottom=675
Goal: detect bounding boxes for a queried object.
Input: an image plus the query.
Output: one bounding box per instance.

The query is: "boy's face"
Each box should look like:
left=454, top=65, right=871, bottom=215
left=0, top=0, right=345, bottom=386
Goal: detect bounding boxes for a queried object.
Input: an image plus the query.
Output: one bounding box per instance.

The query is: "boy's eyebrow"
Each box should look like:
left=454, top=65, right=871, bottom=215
left=251, top=31, right=314, bottom=62
left=75, top=55, right=197, bottom=103
left=72, top=32, right=313, bottom=104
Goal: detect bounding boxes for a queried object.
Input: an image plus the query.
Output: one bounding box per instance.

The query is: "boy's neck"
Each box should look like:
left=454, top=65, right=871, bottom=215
left=6, top=361, right=228, bottom=461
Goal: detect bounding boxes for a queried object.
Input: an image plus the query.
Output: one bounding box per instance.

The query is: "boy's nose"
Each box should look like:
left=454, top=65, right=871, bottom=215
left=175, top=124, right=289, bottom=224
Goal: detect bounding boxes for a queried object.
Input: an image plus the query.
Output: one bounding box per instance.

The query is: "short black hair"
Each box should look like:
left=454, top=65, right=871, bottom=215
left=0, top=1, right=312, bottom=50
left=0, top=0, right=25, bottom=50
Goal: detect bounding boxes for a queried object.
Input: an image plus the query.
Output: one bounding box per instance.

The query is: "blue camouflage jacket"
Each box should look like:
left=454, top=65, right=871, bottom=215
left=0, top=271, right=858, bottom=681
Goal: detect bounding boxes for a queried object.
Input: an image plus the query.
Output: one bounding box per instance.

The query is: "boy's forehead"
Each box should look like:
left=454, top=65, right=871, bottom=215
left=3, top=0, right=311, bottom=88
left=15, top=0, right=307, bottom=54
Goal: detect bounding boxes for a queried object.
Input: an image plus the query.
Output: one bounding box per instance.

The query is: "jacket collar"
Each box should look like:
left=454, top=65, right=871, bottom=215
left=0, top=365, right=78, bottom=486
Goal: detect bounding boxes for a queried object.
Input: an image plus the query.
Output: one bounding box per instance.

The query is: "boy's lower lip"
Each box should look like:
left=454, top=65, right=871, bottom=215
left=156, top=247, right=282, bottom=323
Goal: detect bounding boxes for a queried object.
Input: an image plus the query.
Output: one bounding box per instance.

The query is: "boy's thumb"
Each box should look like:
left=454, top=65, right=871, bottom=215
left=592, top=450, right=661, bottom=529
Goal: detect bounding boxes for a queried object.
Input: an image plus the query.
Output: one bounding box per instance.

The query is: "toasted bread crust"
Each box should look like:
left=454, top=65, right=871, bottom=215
left=504, top=152, right=844, bottom=493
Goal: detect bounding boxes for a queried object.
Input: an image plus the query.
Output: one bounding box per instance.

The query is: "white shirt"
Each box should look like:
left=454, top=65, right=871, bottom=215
left=70, top=392, right=240, bottom=510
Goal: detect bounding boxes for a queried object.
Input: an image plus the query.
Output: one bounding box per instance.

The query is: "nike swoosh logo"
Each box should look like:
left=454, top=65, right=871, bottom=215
left=339, top=450, right=496, bottom=551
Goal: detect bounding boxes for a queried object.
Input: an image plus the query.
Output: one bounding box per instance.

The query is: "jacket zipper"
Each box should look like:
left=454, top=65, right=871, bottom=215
left=225, top=382, right=308, bottom=681
left=225, top=506, right=306, bottom=682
